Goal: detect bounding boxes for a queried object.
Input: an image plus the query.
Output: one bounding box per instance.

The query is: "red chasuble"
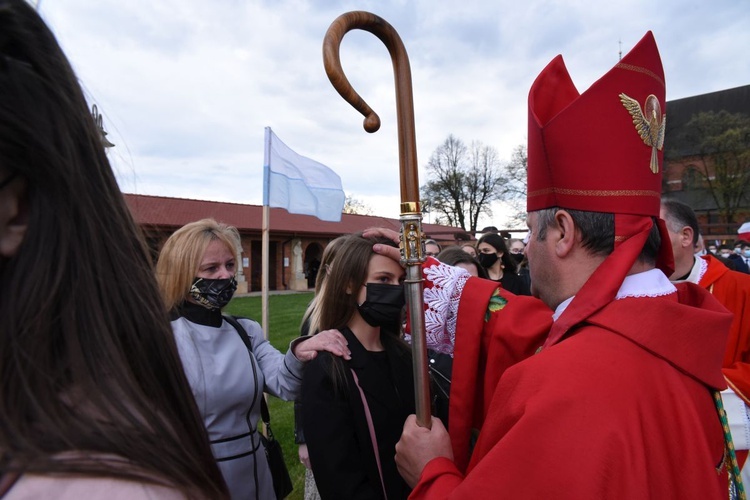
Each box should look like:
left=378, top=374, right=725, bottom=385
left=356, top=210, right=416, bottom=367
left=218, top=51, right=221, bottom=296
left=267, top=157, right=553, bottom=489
left=410, top=279, right=732, bottom=499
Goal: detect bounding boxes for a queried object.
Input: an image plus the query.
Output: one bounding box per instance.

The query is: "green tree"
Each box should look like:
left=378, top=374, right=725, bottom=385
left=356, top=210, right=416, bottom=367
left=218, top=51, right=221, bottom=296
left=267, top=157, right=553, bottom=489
left=679, top=111, right=750, bottom=224
left=421, top=135, right=504, bottom=232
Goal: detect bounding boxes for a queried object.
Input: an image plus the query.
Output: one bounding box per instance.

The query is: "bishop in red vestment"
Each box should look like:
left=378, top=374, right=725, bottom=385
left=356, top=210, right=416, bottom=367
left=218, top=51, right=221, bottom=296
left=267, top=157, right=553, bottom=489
left=391, top=32, right=740, bottom=499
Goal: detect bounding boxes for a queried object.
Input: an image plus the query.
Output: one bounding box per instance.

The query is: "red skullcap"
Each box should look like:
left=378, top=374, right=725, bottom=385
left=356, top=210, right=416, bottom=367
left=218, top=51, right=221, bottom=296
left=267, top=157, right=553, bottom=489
left=526, top=32, right=675, bottom=349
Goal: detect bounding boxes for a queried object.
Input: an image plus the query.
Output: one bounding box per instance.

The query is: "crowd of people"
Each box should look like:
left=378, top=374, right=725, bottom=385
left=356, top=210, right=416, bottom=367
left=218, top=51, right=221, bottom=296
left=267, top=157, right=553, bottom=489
left=700, top=236, right=750, bottom=274
left=1, top=2, right=748, bottom=499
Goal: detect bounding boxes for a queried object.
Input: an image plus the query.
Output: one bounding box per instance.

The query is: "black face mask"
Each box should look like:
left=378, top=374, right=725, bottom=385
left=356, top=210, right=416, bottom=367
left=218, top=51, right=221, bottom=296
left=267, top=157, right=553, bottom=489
left=190, top=276, right=237, bottom=310
left=511, top=253, right=524, bottom=264
left=477, top=252, right=499, bottom=269
left=358, top=283, right=405, bottom=331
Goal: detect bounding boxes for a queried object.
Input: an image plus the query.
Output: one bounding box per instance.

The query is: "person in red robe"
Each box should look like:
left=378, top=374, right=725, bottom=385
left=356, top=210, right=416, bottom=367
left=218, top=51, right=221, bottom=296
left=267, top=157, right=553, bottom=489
left=385, top=32, right=742, bottom=499
left=661, top=198, right=750, bottom=482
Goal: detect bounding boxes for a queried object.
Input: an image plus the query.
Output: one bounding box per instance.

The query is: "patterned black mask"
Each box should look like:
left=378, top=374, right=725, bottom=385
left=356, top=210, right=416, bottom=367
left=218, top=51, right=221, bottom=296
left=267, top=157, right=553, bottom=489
left=190, top=276, right=237, bottom=310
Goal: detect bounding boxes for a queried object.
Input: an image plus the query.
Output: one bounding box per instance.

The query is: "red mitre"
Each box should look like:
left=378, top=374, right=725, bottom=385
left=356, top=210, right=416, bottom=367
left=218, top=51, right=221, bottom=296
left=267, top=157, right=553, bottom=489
left=526, top=32, right=675, bottom=349
left=528, top=30, right=665, bottom=215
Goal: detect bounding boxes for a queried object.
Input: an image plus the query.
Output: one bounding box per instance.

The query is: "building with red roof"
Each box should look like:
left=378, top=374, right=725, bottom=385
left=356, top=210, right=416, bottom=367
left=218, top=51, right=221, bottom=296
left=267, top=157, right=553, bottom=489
left=125, top=193, right=470, bottom=292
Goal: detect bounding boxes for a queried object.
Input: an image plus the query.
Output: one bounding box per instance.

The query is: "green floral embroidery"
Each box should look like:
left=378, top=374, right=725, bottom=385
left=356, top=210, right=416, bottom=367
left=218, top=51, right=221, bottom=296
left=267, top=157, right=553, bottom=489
left=484, top=288, right=508, bottom=322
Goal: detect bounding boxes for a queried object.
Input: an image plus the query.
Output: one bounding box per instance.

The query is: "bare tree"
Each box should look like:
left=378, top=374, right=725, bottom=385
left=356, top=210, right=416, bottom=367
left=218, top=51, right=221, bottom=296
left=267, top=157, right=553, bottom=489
left=421, top=135, right=467, bottom=228
left=343, top=194, right=373, bottom=215
left=499, top=144, right=528, bottom=226
left=676, top=111, right=750, bottom=224
left=466, top=141, right=505, bottom=232
left=421, top=134, right=505, bottom=232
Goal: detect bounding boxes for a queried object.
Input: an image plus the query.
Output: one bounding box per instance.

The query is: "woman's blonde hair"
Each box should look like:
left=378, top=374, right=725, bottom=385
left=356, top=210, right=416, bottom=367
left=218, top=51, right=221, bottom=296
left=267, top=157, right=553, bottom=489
left=300, top=235, right=348, bottom=335
left=156, top=218, right=241, bottom=310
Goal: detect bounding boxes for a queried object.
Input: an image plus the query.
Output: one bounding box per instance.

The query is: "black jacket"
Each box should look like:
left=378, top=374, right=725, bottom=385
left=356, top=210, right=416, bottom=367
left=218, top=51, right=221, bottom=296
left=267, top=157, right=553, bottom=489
left=301, top=327, right=414, bottom=500
left=499, top=270, right=531, bottom=296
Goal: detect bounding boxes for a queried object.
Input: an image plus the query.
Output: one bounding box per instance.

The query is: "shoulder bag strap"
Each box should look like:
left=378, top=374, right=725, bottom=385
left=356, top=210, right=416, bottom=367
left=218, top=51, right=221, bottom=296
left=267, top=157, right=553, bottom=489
left=223, top=315, right=272, bottom=427
left=350, top=368, right=388, bottom=500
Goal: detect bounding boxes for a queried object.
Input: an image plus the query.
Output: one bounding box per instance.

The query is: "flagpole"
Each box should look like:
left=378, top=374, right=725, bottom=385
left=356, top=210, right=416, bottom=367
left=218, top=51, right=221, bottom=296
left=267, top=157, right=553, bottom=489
left=323, top=12, right=431, bottom=429
left=261, top=127, right=271, bottom=340
left=261, top=206, right=270, bottom=340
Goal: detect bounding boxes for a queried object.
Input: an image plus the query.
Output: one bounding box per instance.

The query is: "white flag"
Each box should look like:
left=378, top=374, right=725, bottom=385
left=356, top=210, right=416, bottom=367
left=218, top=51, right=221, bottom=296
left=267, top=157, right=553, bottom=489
left=263, top=127, right=345, bottom=222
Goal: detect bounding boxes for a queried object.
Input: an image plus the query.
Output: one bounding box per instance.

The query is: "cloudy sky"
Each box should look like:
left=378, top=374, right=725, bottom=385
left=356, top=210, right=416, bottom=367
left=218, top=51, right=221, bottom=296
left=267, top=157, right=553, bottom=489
left=39, top=0, right=750, bottom=226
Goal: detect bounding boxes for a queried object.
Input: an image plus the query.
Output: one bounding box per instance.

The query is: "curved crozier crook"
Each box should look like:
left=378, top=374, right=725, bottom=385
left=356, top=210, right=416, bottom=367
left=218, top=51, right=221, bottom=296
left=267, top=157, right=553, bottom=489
left=322, top=12, right=381, bottom=134
left=322, top=10, right=419, bottom=205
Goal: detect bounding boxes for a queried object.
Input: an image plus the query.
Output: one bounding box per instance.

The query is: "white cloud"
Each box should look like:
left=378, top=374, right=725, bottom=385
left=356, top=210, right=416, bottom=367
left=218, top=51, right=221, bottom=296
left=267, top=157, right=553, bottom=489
left=39, top=0, right=750, bottom=225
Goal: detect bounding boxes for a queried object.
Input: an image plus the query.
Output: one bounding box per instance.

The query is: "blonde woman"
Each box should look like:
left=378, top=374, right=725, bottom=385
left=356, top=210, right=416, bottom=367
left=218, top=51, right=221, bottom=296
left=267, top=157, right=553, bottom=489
left=156, top=219, right=350, bottom=500
left=295, top=236, right=347, bottom=500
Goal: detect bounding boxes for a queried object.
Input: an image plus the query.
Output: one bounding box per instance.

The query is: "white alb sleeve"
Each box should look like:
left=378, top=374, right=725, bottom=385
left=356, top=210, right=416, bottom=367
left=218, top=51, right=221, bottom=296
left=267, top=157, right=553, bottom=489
left=722, top=388, right=750, bottom=451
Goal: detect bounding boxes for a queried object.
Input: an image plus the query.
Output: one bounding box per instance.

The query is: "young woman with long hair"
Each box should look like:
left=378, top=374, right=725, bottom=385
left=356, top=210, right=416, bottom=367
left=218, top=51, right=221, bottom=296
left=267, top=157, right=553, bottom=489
left=301, top=234, right=414, bottom=500
left=0, top=1, right=227, bottom=497
left=476, top=232, right=531, bottom=295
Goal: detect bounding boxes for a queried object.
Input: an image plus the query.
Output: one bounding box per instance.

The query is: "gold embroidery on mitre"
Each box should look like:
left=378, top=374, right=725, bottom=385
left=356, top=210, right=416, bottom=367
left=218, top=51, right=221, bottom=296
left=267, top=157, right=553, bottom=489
left=619, top=93, right=666, bottom=174
left=615, top=63, right=665, bottom=88
left=528, top=186, right=661, bottom=198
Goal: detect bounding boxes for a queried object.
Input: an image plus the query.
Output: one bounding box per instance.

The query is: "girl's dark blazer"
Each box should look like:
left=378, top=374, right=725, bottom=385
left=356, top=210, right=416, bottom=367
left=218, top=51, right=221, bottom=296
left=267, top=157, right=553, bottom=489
left=301, top=326, right=414, bottom=500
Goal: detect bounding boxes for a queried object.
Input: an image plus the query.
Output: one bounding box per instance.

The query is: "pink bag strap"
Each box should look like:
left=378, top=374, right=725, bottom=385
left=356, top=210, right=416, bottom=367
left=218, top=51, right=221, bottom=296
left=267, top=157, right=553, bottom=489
left=351, top=369, right=388, bottom=500
left=0, top=471, right=21, bottom=498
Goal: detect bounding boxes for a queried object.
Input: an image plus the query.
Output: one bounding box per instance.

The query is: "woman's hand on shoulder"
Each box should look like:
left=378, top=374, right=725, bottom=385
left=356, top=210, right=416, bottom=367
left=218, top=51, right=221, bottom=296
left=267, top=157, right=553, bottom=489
left=293, top=329, right=351, bottom=362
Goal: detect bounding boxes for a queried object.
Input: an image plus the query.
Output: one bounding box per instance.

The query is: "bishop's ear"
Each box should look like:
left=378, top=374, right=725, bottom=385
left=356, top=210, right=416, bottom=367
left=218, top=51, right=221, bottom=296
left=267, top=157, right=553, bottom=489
left=680, top=225, right=695, bottom=250
left=554, top=210, right=577, bottom=258
left=0, top=174, right=29, bottom=259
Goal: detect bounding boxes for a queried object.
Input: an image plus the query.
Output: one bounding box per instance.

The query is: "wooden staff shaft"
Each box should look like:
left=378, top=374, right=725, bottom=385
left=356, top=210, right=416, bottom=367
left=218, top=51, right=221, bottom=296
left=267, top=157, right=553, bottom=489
left=323, top=11, right=431, bottom=428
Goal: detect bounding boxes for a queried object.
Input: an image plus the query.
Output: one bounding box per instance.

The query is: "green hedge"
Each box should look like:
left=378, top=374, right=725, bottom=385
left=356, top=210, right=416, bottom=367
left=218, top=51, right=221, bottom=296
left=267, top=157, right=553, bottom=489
left=224, top=293, right=313, bottom=500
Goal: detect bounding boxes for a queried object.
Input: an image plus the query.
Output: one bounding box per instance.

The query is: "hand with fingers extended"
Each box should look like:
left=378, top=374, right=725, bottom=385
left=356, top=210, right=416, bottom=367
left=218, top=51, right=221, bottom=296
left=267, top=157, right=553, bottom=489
left=293, top=329, right=351, bottom=362
left=363, top=227, right=402, bottom=263
left=362, top=226, right=400, bottom=244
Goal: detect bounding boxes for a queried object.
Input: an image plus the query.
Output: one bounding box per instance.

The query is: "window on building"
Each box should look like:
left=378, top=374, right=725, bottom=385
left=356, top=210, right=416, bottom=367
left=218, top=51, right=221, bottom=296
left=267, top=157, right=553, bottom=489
left=681, top=165, right=700, bottom=191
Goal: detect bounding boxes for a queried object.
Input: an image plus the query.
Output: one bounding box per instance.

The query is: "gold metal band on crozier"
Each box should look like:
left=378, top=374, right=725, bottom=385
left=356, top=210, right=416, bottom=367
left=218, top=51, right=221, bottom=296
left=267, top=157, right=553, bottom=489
left=400, top=201, right=420, bottom=214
